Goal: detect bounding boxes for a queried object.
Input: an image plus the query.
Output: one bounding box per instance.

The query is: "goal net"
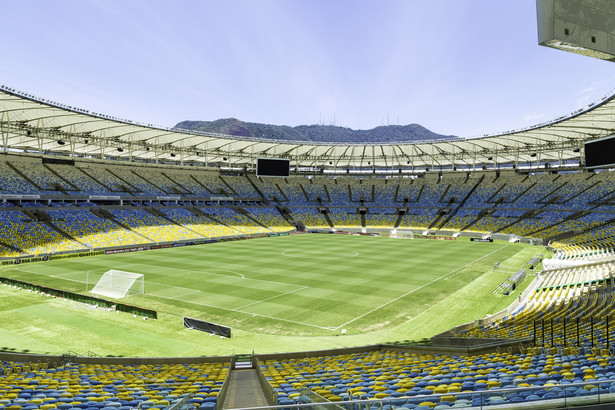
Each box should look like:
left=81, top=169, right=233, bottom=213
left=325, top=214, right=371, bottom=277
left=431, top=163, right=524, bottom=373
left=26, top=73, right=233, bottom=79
left=390, top=229, right=414, bottom=239
left=90, top=270, right=144, bottom=299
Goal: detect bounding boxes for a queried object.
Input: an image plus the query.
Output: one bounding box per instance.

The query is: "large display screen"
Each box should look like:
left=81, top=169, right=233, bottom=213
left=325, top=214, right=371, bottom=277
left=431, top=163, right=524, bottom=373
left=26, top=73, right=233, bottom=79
left=257, top=158, right=290, bottom=177
left=585, top=135, right=615, bottom=169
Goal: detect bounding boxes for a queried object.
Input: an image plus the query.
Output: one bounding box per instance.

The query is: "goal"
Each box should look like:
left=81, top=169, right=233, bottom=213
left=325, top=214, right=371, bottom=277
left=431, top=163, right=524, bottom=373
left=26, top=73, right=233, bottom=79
left=89, top=270, right=144, bottom=299
left=390, top=229, right=414, bottom=239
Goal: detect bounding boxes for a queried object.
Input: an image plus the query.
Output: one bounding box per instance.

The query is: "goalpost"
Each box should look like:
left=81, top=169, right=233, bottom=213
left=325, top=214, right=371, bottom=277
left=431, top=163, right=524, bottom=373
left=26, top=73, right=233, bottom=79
left=88, top=269, right=144, bottom=299
left=390, top=229, right=414, bottom=239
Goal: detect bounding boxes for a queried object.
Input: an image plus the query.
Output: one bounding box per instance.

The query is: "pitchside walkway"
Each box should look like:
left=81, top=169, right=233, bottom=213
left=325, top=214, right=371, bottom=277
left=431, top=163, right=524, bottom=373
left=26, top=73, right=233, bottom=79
left=222, top=369, right=269, bottom=409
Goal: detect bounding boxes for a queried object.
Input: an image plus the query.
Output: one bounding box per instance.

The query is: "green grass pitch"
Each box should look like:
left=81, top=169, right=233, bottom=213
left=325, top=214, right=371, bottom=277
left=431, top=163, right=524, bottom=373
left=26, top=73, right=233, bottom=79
left=0, top=234, right=545, bottom=357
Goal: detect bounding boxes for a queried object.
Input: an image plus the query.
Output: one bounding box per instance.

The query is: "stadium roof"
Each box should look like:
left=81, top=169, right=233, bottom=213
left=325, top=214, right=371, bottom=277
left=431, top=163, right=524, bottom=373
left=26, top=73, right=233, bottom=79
left=1, top=84, right=615, bottom=170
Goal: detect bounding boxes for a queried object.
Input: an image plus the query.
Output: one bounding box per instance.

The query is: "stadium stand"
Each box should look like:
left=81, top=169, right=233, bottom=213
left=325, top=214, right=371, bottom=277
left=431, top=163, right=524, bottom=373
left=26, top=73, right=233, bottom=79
left=5, top=152, right=615, bottom=408
left=108, top=209, right=200, bottom=243
left=245, top=207, right=294, bottom=232
left=0, top=360, right=229, bottom=410
left=259, top=349, right=615, bottom=406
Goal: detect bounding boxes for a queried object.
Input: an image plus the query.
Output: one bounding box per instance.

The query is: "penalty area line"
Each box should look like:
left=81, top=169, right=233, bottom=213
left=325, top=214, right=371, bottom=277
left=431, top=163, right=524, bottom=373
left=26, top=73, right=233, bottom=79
left=332, top=244, right=512, bottom=331
left=233, top=285, right=308, bottom=310
left=151, top=292, right=335, bottom=331
left=3, top=267, right=88, bottom=286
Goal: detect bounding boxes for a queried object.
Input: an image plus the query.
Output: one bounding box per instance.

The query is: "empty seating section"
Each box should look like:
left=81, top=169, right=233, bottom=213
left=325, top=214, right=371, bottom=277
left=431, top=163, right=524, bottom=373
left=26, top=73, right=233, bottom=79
left=457, top=260, right=615, bottom=349
left=439, top=174, right=473, bottom=204
left=443, top=210, right=476, bottom=231
left=365, top=210, right=396, bottom=229
left=540, top=173, right=598, bottom=209
left=252, top=177, right=285, bottom=201
left=49, top=210, right=144, bottom=249
left=289, top=208, right=329, bottom=229
left=108, top=168, right=167, bottom=196
left=398, top=211, right=433, bottom=230
left=164, top=207, right=243, bottom=238
left=206, top=207, right=268, bottom=235
left=472, top=209, right=523, bottom=234
left=278, top=179, right=306, bottom=205
left=261, top=349, right=615, bottom=406
left=159, top=171, right=210, bottom=196
left=371, top=179, right=397, bottom=206
left=198, top=175, right=228, bottom=196
left=0, top=360, right=228, bottom=410
left=6, top=157, right=615, bottom=408
left=109, top=209, right=200, bottom=242
left=489, top=174, right=533, bottom=205
left=349, top=179, right=371, bottom=202
left=80, top=168, right=134, bottom=196
left=419, top=182, right=449, bottom=208
left=463, top=176, right=502, bottom=208
left=550, top=242, right=615, bottom=261
left=0, top=161, right=38, bottom=194
left=0, top=211, right=83, bottom=255
left=396, top=179, right=423, bottom=203
left=302, top=179, right=330, bottom=204
left=532, top=211, right=596, bottom=239
left=9, top=162, right=74, bottom=194
left=1, top=154, right=615, bottom=253
left=329, top=209, right=362, bottom=228
left=46, top=165, right=109, bottom=195
left=511, top=174, right=561, bottom=209
left=220, top=176, right=259, bottom=197
left=246, top=207, right=293, bottom=232
left=575, top=224, right=615, bottom=244
left=143, top=169, right=194, bottom=196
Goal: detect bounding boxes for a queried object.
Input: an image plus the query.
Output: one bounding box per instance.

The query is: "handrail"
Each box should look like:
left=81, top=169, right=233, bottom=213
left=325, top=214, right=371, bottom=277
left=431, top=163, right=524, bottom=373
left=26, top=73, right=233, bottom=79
left=225, top=378, right=615, bottom=410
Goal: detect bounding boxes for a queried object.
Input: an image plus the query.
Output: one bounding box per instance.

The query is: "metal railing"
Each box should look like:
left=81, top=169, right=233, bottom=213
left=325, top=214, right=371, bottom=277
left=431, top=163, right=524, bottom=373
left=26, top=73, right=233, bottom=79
left=232, top=378, right=615, bottom=409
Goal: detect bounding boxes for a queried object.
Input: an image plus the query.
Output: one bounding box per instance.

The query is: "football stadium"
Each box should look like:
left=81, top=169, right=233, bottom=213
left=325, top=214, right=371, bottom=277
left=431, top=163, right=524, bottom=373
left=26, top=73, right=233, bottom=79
left=3, top=1, right=615, bottom=409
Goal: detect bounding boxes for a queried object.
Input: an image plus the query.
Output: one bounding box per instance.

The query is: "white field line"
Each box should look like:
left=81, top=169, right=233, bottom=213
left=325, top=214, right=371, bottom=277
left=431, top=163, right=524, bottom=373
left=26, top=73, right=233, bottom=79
left=281, top=250, right=359, bottom=257
left=5, top=267, right=87, bottom=285
left=158, top=265, right=303, bottom=287
left=332, top=244, right=512, bottom=330
left=9, top=266, right=324, bottom=329
left=151, top=290, right=334, bottom=331
left=6, top=269, right=329, bottom=330
left=150, top=287, right=201, bottom=299
left=233, top=285, right=308, bottom=310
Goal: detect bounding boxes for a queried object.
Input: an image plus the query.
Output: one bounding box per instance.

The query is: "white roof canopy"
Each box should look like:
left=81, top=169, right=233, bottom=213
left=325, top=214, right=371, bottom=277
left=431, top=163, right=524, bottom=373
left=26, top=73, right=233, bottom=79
left=1, top=85, right=614, bottom=169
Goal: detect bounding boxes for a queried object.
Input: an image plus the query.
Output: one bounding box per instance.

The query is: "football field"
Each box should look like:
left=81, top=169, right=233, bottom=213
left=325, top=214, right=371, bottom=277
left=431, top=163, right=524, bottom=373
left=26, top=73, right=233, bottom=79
left=0, top=234, right=543, bottom=357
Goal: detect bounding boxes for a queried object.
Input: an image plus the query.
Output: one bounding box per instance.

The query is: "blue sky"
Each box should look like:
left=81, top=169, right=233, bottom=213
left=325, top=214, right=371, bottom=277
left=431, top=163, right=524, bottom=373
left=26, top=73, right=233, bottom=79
left=1, top=0, right=615, bottom=138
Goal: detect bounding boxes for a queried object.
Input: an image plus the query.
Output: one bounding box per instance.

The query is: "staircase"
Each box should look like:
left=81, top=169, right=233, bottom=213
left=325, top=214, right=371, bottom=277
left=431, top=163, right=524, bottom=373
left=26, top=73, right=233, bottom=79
left=221, top=355, right=268, bottom=409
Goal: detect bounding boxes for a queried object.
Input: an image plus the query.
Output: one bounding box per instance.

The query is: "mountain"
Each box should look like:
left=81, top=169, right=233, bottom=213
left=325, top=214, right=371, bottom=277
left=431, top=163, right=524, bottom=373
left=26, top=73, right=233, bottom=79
left=174, top=118, right=458, bottom=143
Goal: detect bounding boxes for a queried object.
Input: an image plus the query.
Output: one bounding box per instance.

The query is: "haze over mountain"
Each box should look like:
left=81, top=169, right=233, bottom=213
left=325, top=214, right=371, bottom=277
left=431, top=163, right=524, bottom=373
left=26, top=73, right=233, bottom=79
left=174, top=118, right=458, bottom=144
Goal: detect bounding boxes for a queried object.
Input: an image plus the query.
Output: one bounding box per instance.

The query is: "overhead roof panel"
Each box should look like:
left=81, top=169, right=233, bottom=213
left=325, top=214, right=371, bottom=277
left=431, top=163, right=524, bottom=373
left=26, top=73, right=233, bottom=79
left=2, top=85, right=615, bottom=168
